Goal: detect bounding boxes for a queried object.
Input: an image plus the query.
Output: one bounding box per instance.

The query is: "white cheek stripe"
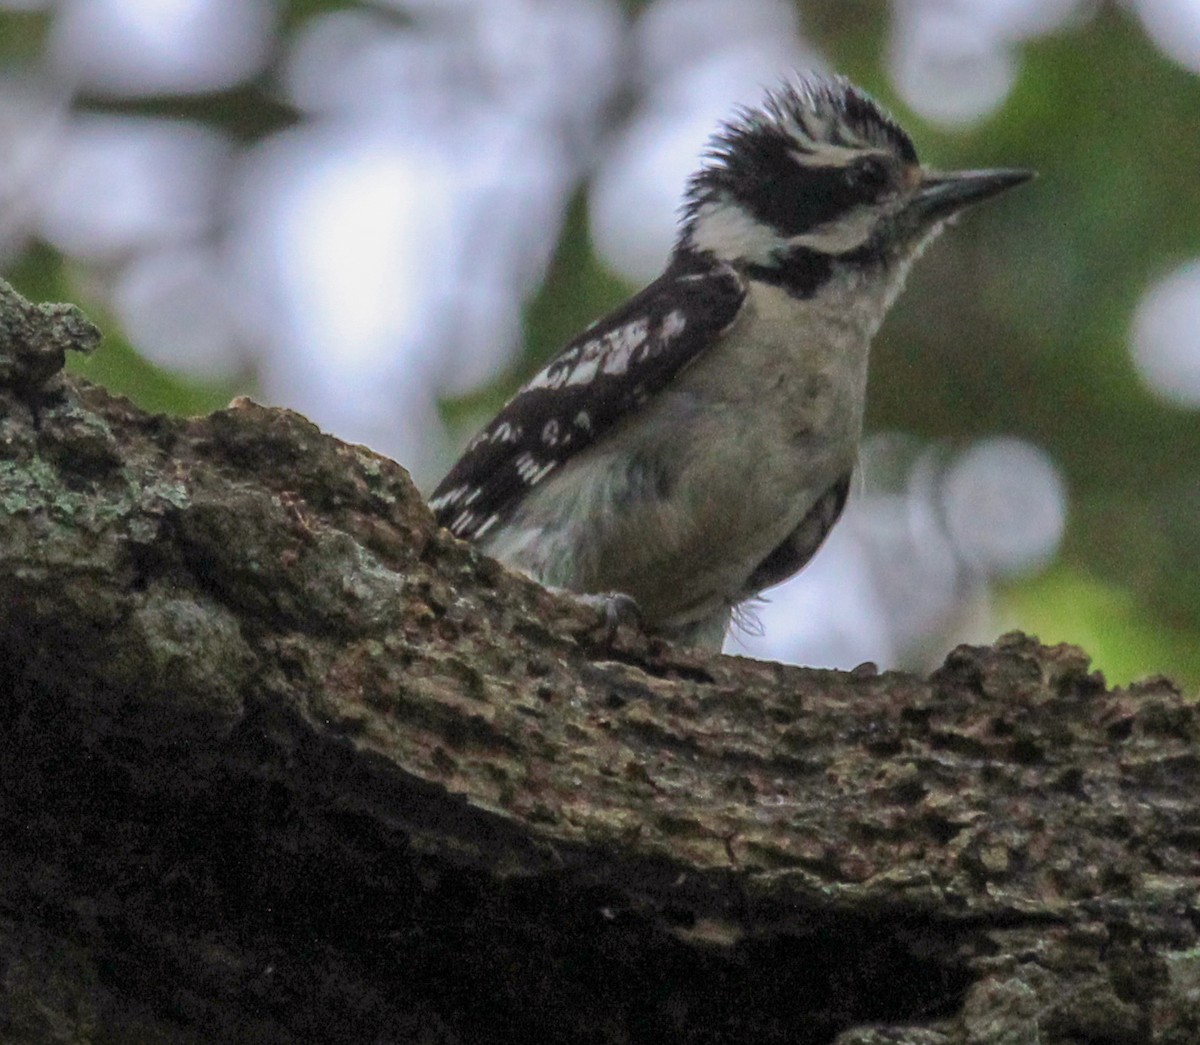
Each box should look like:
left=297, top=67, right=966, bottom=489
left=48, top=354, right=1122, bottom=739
left=689, top=200, right=782, bottom=264
left=788, top=205, right=878, bottom=255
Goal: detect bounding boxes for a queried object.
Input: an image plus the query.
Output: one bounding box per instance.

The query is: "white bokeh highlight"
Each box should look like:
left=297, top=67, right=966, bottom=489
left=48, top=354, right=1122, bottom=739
left=283, top=10, right=460, bottom=118
left=1132, top=0, right=1200, bottom=74
left=887, top=0, right=1089, bottom=128
left=34, top=115, right=231, bottom=261
left=942, top=437, right=1067, bottom=577
left=114, top=246, right=246, bottom=379
left=633, top=0, right=802, bottom=91
left=49, top=0, right=276, bottom=96
left=734, top=520, right=896, bottom=670
left=951, top=0, right=1090, bottom=42
left=590, top=103, right=716, bottom=283
left=0, top=76, right=67, bottom=257
left=888, top=3, right=1019, bottom=127
left=1131, top=260, right=1200, bottom=407
left=227, top=127, right=460, bottom=475
left=223, top=0, right=623, bottom=480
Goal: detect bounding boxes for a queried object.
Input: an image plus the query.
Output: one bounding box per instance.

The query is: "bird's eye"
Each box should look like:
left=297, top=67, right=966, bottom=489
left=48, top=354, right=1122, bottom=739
left=847, top=158, right=890, bottom=196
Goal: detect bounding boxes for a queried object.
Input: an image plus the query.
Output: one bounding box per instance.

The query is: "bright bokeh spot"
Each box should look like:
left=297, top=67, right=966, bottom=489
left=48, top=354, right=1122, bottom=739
left=1132, top=0, right=1200, bottom=74
left=1131, top=259, right=1200, bottom=407
left=34, top=115, right=230, bottom=260
left=734, top=518, right=897, bottom=670
left=49, top=0, right=276, bottom=96
left=888, top=5, right=1018, bottom=127
left=942, top=437, right=1067, bottom=577
left=113, top=246, right=245, bottom=380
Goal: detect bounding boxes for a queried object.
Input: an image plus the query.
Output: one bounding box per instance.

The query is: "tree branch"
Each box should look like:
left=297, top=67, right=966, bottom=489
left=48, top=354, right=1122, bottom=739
left=2, top=278, right=1197, bottom=1044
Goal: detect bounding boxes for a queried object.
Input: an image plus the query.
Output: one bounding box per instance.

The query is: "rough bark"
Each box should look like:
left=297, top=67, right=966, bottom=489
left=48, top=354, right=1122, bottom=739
left=1, top=277, right=1198, bottom=1045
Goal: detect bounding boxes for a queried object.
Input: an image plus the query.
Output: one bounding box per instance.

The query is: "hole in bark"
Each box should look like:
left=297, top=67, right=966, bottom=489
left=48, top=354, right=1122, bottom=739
left=899, top=705, right=932, bottom=728
left=989, top=716, right=1014, bottom=737
left=891, top=778, right=928, bottom=805
left=864, top=735, right=902, bottom=758
left=1052, top=766, right=1086, bottom=795
left=1106, top=718, right=1134, bottom=742
left=921, top=814, right=963, bottom=845
left=1008, top=737, right=1044, bottom=764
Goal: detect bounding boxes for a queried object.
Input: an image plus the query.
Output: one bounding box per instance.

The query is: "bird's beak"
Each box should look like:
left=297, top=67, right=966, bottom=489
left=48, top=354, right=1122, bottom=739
left=908, top=167, right=1034, bottom=225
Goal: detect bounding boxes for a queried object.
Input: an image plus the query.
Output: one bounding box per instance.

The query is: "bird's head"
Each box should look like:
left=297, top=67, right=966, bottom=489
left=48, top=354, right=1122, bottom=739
left=679, top=75, right=1031, bottom=295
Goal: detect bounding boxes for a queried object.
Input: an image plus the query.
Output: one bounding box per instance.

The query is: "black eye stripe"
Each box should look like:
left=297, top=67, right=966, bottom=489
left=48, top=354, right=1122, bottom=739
left=725, top=136, right=887, bottom=236
left=746, top=164, right=858, bottom=236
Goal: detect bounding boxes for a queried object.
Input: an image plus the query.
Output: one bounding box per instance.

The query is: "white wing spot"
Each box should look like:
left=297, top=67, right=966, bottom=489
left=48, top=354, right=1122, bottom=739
left=526, top=360, right=567, bottom=391
left=515, top=452, right=557, bottom=485
left=565, top=336, right=605, bottom=387
left=542, top=419, right=560, bottom=446
left=661, top=309, right=686, bottom=340
left=600, top=318, right=649, bottom=376
left=574, top=410, right=592, bottom=433
left=514, top=452, right=539, bottom=480
left=429, top=484, right=470, bottom=511
left=525, top=344, right=582, bottom=391
left=525, top=317, right=651, bottom=390
left=491, top=421, right=521, bottom=444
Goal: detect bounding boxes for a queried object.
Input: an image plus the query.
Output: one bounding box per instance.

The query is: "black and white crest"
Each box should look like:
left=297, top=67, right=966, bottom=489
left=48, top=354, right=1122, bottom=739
left=682, top=75, right=918, bottom=246
left=429, top=253, right=746, bottom=542
left=758, top=76, right=916, bottom=164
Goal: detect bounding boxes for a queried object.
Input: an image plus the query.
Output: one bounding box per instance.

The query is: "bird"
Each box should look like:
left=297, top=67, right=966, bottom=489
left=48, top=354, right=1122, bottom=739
left=428, top=73, right=1031, bottom=651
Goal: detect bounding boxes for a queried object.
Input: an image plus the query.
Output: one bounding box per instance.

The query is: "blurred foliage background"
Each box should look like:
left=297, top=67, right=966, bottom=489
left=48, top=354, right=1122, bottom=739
left=2, top=0, right=1199, bottom=687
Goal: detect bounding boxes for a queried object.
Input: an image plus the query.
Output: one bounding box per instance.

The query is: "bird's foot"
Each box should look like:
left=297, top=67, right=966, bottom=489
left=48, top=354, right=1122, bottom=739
left=566, top=590, right=643, bottom=646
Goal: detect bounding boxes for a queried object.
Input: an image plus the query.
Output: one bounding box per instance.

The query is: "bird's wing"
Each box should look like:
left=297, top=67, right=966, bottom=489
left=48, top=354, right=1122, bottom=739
left=740, top=471, right=851, bottom=596
left=430, top=257, right=747, bottom=541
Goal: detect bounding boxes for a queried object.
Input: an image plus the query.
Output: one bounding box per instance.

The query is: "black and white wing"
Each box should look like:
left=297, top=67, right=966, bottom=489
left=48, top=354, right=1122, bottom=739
left=430, top=255, right=747, bottom=542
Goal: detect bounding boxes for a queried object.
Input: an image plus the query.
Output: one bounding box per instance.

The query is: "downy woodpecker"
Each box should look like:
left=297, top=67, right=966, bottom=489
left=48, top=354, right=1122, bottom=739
left=430, top=74, right=1031, bottom=650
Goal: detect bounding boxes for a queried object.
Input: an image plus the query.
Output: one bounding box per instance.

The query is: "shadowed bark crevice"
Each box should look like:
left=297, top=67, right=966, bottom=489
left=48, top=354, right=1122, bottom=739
left=1, top=278, right=1198, bottom=1044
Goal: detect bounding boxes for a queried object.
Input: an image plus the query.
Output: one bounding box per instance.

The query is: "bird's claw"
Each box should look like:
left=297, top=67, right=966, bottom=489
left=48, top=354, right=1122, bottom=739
left=574, top=591, right=643, bottom=646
